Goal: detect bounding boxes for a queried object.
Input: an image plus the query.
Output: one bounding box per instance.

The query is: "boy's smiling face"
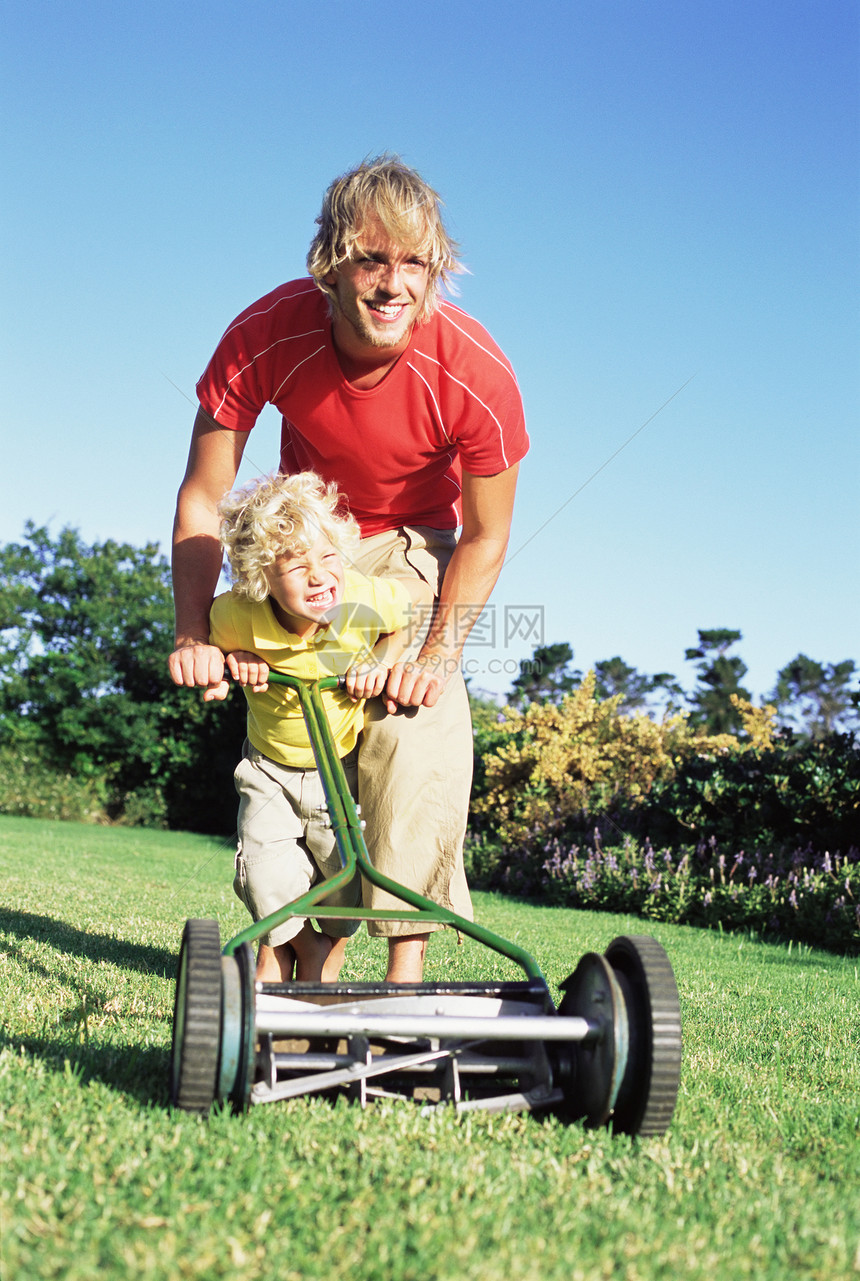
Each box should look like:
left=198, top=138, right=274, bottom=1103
left=264, top=533, right=345, bottom=637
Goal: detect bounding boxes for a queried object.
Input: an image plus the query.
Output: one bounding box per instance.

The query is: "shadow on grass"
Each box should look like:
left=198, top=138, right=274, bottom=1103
left=0, top=907, right=178, bottom=1109
left=2, top=1031, right=171, bottom=1108
left=0, top=906, right=177, bottom=977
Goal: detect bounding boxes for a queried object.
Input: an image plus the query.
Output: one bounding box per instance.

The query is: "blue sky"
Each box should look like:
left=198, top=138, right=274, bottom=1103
left=3, top=0, right=858, bottom=701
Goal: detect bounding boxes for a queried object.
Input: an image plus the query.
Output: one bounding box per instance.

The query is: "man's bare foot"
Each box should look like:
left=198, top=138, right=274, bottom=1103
left=256, top=942, right=295, bottom=983
left=385, top=933, right=429, bottom=983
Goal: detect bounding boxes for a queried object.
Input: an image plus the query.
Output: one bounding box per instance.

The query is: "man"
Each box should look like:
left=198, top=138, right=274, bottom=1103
left=169, top=155, right=528, bottom=982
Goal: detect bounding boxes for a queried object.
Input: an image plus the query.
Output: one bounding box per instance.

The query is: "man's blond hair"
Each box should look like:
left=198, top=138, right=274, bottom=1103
left=218, top=471, right=359, bottom=602
left=306, top=154, right=461, bottom=323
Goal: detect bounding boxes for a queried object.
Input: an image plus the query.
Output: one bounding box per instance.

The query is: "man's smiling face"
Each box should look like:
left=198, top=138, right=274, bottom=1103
left=325, top=216, right=431, bottom=354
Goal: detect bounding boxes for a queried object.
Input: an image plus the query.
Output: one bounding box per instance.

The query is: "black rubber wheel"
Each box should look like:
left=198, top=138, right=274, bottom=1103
left=604, top=935, right=682, bottom=1138
left=170, top=919, right=222, bottom=1114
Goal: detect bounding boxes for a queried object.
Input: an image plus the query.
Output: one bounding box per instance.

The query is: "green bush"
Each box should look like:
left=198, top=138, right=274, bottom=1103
left=0, top=747, right=109, bottom=824
left=0, top=523, right=246, bottom=834
left=470, top=680, right=859, bottom=857
left=0, top=746, right=176, bottom=828
left=640, top=732, right=860, bottom=853
left=468, top=680, right=860, bottom=951
left=470, top=673, right=740, bottom=850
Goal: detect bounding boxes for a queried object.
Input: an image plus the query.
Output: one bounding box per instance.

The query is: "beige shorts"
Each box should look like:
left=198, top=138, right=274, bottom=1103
left=233, top=743, right=361, bottom=946
left=353, top=527, right=474, bottom=938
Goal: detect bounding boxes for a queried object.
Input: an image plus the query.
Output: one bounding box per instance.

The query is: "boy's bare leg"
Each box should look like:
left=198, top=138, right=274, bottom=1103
left=256, top=932, right=349, bottom=983
left=322, top=935, right=349, bottom=982
left=256, top=942, right=295, bottom=983
left=292, top=923, right=336, bottom=982
left=385, top=933, right=429, bottom=983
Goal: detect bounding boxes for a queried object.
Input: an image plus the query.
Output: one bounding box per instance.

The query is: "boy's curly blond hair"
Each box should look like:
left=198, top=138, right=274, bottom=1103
left=218, top=471, right=360, bottom=602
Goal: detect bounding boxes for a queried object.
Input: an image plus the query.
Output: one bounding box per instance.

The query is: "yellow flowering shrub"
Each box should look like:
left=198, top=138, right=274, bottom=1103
left=473, top=672, right=741, bottom=848
left=730, top=693, right=778, bottom=750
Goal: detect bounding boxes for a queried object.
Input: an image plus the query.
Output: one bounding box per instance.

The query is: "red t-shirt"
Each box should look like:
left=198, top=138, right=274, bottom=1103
left=196, top=280, right=529, bottom=536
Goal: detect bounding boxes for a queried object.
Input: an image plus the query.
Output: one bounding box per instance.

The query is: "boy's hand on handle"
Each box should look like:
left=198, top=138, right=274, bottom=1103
left=203, top=650, right=270, bottom=700
left=225, top=650, right=270, bottom=692
left=344, top=659, right=390, bottom=703
left=170, top=645, right=269, bottom=703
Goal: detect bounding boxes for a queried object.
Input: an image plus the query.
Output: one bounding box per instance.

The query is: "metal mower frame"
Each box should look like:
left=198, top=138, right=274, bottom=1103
left=170, top=674, right=682, bottom=1135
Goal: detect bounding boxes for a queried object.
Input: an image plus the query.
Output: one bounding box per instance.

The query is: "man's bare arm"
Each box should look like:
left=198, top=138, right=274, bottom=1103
left=343, top=577, right=434, bottom=707
left=169, top=407, right=250, bottom=687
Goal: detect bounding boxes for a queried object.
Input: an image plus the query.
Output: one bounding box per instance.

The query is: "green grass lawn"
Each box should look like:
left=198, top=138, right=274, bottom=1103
left=1, top=814, right=858, bottom=1281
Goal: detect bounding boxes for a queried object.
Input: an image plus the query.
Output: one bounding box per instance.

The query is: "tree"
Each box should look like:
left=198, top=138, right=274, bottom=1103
left=0, top=523, right=246, bottom=832
left=685, top=628, right=751, bottom=734
left=508, top=642, right=582, bottom=707
left=593, top=656, right=684, bottom=717
left=769, top=654, right=860, bottom=738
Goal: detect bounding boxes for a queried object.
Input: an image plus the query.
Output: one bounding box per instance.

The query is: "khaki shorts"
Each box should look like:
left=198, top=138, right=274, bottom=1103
left=233, top=743, right=361, bottom=946
left=353, top=527, right=474, bottom=938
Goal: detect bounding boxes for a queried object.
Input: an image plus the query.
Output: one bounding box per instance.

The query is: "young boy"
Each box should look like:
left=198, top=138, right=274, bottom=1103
left=205, top=471, right=432, bottom=984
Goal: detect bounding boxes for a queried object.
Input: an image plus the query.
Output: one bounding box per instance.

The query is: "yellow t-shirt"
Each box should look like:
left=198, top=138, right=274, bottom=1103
left=209, top=569, right=413, bottom=768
